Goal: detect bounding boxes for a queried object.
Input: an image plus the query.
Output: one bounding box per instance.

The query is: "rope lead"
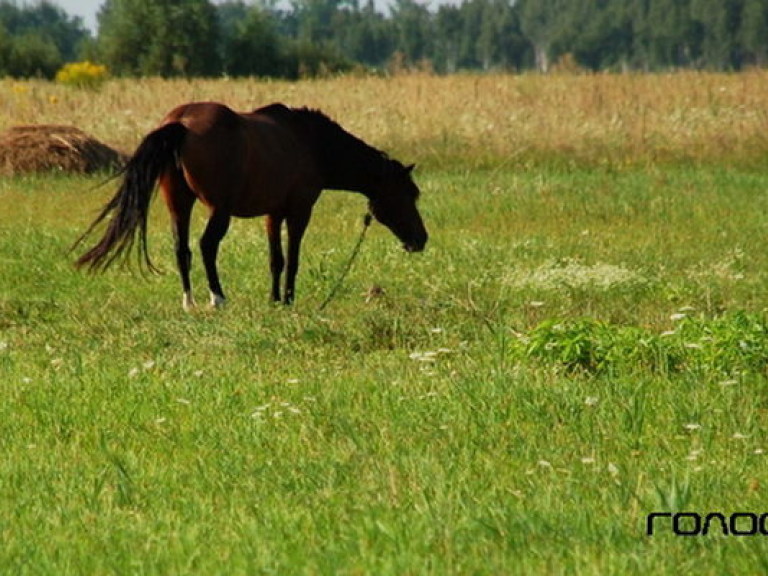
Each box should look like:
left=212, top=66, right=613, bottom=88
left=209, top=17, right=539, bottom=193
left=317, top=212, right=372, bottom=312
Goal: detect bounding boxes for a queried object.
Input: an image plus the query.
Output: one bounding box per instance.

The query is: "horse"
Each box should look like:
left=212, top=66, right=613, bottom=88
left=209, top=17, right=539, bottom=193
left=73, top=102, right=428, bottom=309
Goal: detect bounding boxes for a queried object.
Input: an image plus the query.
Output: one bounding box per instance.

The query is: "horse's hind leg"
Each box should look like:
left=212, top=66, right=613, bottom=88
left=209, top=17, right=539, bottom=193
left=161, top=173, right=196, bottom=311
left=200, top=209, right=231, bottom=308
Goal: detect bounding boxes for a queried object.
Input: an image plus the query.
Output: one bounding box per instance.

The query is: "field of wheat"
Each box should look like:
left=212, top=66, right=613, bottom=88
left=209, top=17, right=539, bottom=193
left=2, top=72, right=768, bottom=575
left=3, top=71, right=768, bottom=167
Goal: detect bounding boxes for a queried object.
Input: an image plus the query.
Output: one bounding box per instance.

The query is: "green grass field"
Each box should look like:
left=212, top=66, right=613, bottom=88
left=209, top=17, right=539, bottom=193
left=3, top=75, right=768, bottom=574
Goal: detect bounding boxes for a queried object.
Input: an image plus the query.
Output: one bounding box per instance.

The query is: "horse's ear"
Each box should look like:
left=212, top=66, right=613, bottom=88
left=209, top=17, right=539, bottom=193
left=405, top=164, right=415, bottom=173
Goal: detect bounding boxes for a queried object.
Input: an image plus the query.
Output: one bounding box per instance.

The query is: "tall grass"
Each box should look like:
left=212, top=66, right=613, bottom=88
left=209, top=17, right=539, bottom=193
left=3, top=71, right=768, bottom=167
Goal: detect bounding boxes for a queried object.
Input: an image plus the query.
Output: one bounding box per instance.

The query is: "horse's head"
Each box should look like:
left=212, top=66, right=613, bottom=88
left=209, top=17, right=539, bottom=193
left=368, top=163, right=428, bottom=253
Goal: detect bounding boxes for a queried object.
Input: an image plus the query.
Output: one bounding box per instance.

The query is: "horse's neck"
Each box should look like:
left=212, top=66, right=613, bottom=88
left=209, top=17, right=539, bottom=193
left=323, top=149, right=385, bottom=198
left=311, top=121, right=385, bottom=197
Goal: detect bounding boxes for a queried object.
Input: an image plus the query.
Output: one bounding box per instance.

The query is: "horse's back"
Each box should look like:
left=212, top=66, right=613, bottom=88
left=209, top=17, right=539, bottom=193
left=162, top=101, right=241, bottom=131
left=161, top=102, right=318, bottom=218
left=243, top=105, right=320, bottom=183
left=239, top=105, right=322, bottom=215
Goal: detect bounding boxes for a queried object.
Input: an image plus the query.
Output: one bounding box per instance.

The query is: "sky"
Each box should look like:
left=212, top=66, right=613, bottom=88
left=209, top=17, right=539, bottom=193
left=51, top=0, right=102, bottom=31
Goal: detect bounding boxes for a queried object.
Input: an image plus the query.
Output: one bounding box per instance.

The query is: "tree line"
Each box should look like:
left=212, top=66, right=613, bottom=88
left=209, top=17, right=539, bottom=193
left=0, top=0, right=767, bottom=79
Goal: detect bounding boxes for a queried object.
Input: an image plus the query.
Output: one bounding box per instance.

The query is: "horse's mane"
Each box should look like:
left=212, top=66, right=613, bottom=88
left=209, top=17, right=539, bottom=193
left=254, top=103, right=405, bottom=179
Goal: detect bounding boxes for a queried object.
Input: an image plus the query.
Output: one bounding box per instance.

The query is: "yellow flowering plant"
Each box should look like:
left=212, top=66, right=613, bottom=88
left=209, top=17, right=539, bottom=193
left=54, top=61, right=109, bottom=89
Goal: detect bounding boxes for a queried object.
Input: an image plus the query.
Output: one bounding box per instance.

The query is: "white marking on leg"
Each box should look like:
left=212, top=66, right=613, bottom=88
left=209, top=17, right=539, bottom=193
left=183, top=292, right=196, bottom=312
left=210, top=292, right=226, bottom=308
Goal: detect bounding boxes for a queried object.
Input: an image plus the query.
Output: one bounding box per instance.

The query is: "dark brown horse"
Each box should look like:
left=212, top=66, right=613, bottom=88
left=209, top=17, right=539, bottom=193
left=74, top=102, right=428, bottom=309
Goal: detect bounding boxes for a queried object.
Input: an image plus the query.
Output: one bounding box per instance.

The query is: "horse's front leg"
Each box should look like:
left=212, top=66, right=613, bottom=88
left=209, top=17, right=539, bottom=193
left=200, top=209, right=231, bottom=308
left=284, top=210, right=312, bottom=305
left=266, top=214, right=284, bottom=303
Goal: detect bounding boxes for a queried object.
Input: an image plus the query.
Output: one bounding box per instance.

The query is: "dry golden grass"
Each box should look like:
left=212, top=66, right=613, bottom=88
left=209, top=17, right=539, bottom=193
left=2, top=71, right=768, bottom=167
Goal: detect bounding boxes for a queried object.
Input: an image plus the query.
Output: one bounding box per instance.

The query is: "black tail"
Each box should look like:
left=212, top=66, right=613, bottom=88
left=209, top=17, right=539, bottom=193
left=73, top=122, right=187, bottom=273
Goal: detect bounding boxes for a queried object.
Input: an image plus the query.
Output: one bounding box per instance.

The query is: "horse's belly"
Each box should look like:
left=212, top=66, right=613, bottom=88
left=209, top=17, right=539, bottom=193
left=189, top=174, right=280, bottom=218
left=230, top=184, right=282, bottom=218
left=231, top=204, right=267, bottom=218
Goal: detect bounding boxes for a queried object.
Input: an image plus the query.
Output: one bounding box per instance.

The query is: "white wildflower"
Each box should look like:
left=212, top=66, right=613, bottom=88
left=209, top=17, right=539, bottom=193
left=409, top=351, right=438, bottom=362
left=504, top=259, right=645, bottom=292
left=686, top=449, right=703, bottom=461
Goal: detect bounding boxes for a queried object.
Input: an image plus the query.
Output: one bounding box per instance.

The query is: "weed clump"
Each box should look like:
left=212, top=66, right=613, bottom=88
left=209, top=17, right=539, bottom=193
left=516, top=312, right=768, bottom=378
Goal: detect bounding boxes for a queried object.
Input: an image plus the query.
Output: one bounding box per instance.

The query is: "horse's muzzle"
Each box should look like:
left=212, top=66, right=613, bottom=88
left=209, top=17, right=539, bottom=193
left=410, top=228, right=428, bottom=252
left=403, top=237, right=427, bottom=253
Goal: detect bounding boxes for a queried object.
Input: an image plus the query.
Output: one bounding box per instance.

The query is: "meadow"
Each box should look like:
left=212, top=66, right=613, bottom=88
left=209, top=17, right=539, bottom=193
left=2, top=72, right=768, bottom=574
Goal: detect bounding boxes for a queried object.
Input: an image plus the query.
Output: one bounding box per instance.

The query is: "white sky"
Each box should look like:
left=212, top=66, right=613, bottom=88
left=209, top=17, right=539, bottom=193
left=50, top=0, right=102, bottom=31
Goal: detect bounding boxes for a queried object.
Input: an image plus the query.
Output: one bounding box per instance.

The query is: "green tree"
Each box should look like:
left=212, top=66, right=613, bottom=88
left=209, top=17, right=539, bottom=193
left=7, top=31, right=61, bottom=77
left=293, top=0, right=340, bottom=42
left=434, top=4, right=461, bottom=72
left=517, top=0, right=561, bottom=72
left=477, top=0, right=526, bottom=70
left=98, top=0, right=221, bottom=76
left=741, top=0, right=768, bottom=65
left=564, top=0, right=633, bottom=70
left=691, top=0, right=745, bottom=69
left=330, top=0, right=394, bottom=67
left=391, top=0, right=433, bottom=66
left=0, top=0, right=87, bottom=76
left=223, top=4, right=283, bottom=76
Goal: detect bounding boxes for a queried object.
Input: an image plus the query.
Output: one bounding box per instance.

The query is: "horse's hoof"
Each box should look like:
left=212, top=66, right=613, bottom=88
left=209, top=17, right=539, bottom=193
left=209, top=293, right=226, bottom=308
left=183, top=292, right=196, bottom=311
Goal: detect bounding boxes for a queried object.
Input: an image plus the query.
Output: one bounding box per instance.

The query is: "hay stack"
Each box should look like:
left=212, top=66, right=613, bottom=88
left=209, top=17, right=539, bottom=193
left=0, top=125, right=127, bottom=175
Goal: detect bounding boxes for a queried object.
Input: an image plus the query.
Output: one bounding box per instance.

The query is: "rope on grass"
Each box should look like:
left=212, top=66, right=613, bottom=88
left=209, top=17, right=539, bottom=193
left=317, top=212, right=373, bottom=312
